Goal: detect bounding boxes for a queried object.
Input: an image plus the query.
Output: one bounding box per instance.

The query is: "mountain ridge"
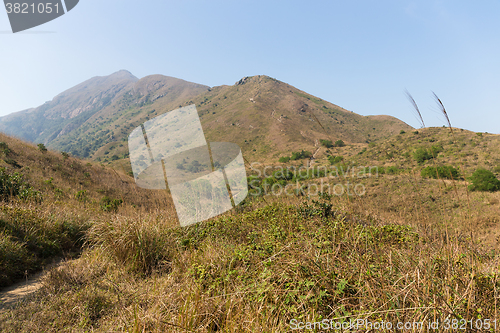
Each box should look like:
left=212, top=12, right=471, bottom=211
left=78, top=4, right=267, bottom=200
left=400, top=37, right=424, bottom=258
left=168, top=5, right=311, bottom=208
left=0, top=71, right=412, bottom=163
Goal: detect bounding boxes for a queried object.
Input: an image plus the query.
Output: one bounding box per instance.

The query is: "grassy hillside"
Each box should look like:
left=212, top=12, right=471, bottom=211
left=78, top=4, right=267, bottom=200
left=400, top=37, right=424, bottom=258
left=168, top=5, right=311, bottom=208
left=99, top=74, right=413, bottom=173
left=0, top=72, right=412, bottom=168
left=1, top=121, right=500, bottom=331
left=0, top=133, right=174, bottom=288
left=95, top=74, right=413, bottom=166
left=196, top=75, right=413, bottom=162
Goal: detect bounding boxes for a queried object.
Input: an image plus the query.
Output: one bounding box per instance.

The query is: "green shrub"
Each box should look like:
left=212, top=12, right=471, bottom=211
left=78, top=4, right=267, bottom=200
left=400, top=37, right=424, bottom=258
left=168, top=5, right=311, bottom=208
left=290, top=152, right=300, bottom=160
left=247, top=175, right=263, bottom=196
left=400, top=130, right=406, bottom=134
left=413, top=148, right=433, bottom=164
left=37, top=143, right=47, bottom=152
left=278, top=156, right=290, bottom=163
left=421, top=166, right=460, bottom=180
left=75, top=190, right=88, bottom=202
left=61, top=151, right=69, bottom=160
left=430, top=145, right=443, bottom=157
left=0, top=142, right=11, bottom=156
left=0, top=167, right=35, bottom=201
left=19, top=187, right=42, bottom=202
left=319, top=139, right=333, bottom=148
left=301, top=150, right=312, bottom=159
left=327, top=155, right=344, bottom=164
left=54, top=188, right=64, bottom=199
left=468, top=169, right=500, bottom=192
left=290, top=150, right=312, bottom=161
left=100, top=196, right=123, bottom=212
left=386, top=166, right=400, bottom=174
left=334, top=140, right=345, bottom=147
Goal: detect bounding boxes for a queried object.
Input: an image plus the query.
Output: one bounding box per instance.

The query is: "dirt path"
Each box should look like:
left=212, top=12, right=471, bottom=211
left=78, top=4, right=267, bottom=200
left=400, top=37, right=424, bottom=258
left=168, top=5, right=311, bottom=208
left=0, top=258, right=65, bottom=311
left=0, top=273, right=44, bottom=310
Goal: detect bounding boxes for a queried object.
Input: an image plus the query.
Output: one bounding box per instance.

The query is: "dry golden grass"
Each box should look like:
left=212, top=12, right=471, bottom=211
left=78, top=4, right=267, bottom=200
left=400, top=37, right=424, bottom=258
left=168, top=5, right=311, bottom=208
left=0, top=121, right=499, bottom=332
left=1, top=193, right=498, bottom=332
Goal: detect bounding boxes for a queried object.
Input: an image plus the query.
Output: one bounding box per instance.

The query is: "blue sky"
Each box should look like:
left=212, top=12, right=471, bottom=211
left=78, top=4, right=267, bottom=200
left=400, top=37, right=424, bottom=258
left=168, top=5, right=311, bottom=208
left=1, top=0, right=500, bottom=133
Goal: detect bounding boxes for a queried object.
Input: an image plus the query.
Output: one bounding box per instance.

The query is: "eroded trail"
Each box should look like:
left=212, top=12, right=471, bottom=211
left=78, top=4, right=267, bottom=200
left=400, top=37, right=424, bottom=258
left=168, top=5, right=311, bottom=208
left=0, top=258, right=65, bottom=311
left=0, top=274, right=43, bottom=310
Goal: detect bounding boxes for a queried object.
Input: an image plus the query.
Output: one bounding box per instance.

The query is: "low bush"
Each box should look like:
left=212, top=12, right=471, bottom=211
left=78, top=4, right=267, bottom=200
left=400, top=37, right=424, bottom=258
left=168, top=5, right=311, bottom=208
left=100, top=196, right=123, bottom=212
left=327, top=155, right=344, bottom=164
left=290, top=150, right=312, bottom=161
left=0, top=167, right=36, bottom=201
left=75, top=190, right=88, bottom=202
left=413, top=148, right=432, bottom=164
left=37, top=143, right=47, bottom=153
left=468, top=168, right=500, bottom=192
left=319, top=139, right=333, bottom=148
left=421, top=165, right=460, bottom=180
left=413, top=145, right=443, bottom=164
left=386, top=166, right=400, bottom=174
left=334, top=140, right=345, bottom=147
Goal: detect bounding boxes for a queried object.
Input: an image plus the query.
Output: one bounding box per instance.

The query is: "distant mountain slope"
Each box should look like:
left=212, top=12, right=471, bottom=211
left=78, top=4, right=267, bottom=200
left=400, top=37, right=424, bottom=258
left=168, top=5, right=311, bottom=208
left=193, top=75, right=413, bottom=160
left=0, top=72, right=412, bottom=162
left=46, top=74, right=210, bottom=157
left=0, top=70, right=210, bottom=158
left=0, top=70, right=138, bottom=144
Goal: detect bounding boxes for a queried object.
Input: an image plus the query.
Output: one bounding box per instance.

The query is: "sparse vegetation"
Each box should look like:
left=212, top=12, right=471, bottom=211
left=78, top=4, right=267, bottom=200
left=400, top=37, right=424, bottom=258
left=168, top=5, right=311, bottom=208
left=75, top=190, right=88, bottom=202
left=99, top=196, right=123, bottom=212
left=4, top=158, right=20, bottom=168
left=280, top=150, right=313, bottom=162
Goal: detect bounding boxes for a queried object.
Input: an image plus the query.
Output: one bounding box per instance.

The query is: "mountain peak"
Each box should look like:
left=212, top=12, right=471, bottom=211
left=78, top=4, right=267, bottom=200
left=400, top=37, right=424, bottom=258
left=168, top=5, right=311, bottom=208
left=107, top=69, right=138, bottom=81
left=0, top=72, right=412, bottom=159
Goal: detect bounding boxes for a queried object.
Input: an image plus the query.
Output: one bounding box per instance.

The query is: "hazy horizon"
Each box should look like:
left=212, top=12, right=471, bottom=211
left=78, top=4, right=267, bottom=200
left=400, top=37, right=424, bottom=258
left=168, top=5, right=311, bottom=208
left=2, top=0, right=500, bottom=134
